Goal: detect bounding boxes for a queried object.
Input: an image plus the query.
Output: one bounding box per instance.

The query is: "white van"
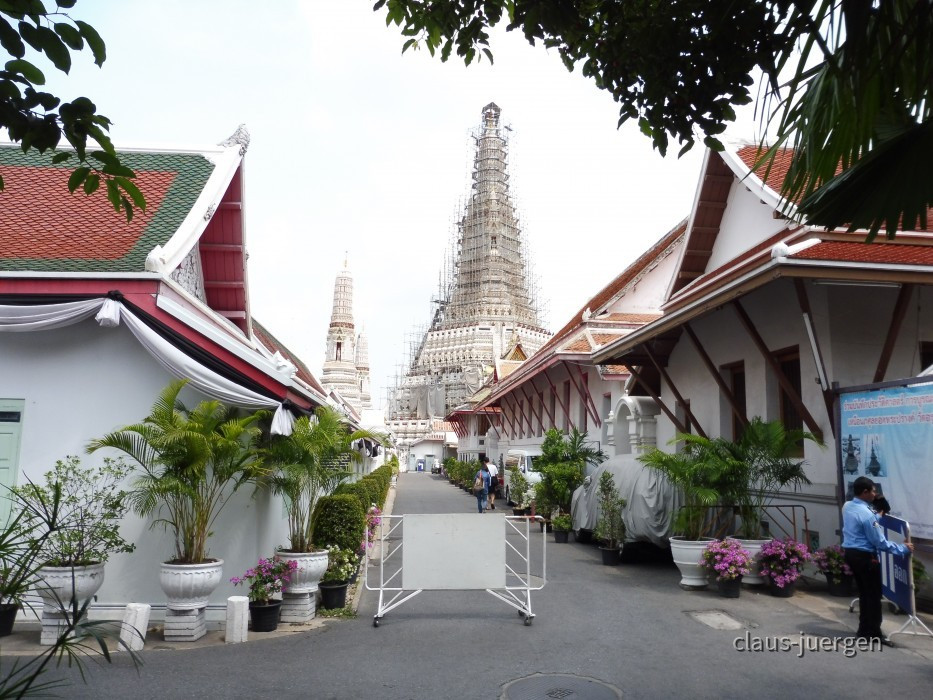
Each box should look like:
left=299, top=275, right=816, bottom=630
left=502, top=449, right=542, bottom=505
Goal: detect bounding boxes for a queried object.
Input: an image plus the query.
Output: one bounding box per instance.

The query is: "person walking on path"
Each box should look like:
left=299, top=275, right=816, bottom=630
left=473, top=463, right=491, bottom=513
left=842, top=476, right=914, bottom=646
left=486, top=458, right=499, bottom=510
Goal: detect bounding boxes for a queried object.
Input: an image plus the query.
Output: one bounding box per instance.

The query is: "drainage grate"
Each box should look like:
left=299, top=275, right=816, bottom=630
left=502, top=673, right=623, bottom=700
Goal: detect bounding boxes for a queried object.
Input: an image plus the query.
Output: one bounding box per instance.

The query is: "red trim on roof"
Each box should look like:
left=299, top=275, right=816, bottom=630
left=0, top=282, right=298, bottom=405
left=200, top=166, right=248, bottom=333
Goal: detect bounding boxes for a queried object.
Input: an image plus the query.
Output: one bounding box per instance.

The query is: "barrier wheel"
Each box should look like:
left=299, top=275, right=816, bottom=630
left=524, top=615, right=533, bottom=626
left=373, top=617, right=381, bottom=627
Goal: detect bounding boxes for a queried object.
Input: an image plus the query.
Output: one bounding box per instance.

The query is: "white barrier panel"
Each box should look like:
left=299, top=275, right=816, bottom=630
left=402, top=513, right=507, bottom=589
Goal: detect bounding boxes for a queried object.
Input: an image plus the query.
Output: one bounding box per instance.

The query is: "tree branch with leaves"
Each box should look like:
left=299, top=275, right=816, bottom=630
left=0, top=0, right=144, bottom=219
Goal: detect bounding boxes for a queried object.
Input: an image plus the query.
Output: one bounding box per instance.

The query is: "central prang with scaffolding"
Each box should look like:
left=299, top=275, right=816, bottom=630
left=386, top=103, right=550, bottom=460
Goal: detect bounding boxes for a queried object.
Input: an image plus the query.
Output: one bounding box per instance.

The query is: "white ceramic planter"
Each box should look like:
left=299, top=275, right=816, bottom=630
left=35, top=563, right=106, bottom=610
left=670, top=536, right=714, bottom=589
left=277, top=550, right=328, bottom=594
left=732, top=538, right=772, bottom=586
left=159, top=560, right=224, bottom=610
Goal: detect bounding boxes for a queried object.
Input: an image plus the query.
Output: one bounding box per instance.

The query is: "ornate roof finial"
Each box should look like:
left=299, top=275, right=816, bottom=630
left=219, top=124, right=250, bottom=156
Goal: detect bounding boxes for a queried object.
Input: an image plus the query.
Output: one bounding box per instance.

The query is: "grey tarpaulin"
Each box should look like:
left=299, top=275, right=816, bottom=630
left=570, top=454, right=681, bottom=548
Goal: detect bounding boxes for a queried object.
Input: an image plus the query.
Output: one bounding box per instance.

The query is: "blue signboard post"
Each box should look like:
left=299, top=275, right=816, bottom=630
left=878, top=516, right=932, bottom=639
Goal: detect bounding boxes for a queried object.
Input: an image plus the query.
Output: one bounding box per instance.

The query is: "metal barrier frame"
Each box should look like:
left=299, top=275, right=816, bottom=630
left=364, top=514, right=547, bottom=627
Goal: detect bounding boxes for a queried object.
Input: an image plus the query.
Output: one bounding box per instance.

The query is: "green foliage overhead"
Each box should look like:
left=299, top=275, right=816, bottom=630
left=0, top=0, right=144, bottom=219
left=375, top=0, right=932, bottom=239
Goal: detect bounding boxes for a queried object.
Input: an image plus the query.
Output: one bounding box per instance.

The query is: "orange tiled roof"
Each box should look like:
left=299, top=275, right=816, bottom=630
left=790, top=241, right=933, bottom=265
left=562, top=335, right=592, bottom=353
left=597, top=312, right=662, bottom=324
left=591, top=333, right=622, bottom=347
left=734, top=144, right=933, bottom=228
left=0, top=147, right=216, bottom=272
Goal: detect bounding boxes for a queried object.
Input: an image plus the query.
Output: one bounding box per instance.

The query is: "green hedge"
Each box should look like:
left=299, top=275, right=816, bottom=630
left=312, top=494, right=365, bottom=551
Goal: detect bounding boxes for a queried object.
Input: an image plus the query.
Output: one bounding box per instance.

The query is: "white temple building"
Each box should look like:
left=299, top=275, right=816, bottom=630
left=386, top=103, right=550, bottom=465
left=320, top=259, right=371, bottom=417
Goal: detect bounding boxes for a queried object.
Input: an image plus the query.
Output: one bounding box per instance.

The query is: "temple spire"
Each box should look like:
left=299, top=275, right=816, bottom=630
left=321, top=259, right=361, bottom=411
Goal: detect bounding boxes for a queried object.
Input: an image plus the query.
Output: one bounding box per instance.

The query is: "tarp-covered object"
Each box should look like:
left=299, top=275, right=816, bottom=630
left=570, top=454, right=680, bottom=548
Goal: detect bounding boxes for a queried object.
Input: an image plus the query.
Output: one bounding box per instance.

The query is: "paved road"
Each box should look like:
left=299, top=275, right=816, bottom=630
left=41, top=472, right=933, bottom=699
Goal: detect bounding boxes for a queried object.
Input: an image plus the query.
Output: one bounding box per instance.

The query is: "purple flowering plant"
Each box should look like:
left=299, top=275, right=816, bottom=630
left=757, top=537, right=811, bottom=588
left=812, top=544, right=852, bottom=583
left=230, top=556, right=298, bottom=603
left=363, top=505, right=382, bottom=550
left=701, top=538, right=752, bottom=581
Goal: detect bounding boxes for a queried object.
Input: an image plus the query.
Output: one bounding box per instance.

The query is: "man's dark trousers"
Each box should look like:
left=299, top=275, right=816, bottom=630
left=845, top=548, right=882, bottom=639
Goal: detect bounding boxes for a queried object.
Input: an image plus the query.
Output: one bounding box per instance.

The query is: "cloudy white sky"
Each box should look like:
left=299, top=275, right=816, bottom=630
left=34, top=1, right=735, bottom=408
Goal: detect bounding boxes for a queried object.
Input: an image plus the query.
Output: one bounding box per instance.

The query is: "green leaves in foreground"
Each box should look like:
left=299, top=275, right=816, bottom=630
left=0, top=2, right=143, bottom=220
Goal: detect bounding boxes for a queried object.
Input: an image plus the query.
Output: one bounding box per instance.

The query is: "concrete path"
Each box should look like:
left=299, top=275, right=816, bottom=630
left=15, top=472, right=933, bottom=699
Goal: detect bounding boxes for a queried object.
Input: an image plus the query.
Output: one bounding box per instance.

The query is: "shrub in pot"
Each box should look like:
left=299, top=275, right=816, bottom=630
left=508, top=467, right=531, bottom=513
left=318, top=546, right=360, bottom=610
left=11, top=456, right=135, bottom=615
left=594, top=471, right=626, bottom=564
left=312, top=495, right=366, bottom=553
left=536, top=428, right=604, bottom=515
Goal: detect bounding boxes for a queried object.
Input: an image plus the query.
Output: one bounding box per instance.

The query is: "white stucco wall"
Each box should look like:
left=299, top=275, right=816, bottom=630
left=705, top=181, right=788, bottom=272
left=653, top=279, right=933, bottom=549
left=0, top=319, right=289, bottom=619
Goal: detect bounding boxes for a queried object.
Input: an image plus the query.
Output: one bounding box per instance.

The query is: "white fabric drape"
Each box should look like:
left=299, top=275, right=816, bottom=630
left=0, top=298, right=105, bottom=331
left=0, top=298, right=294, bottom=435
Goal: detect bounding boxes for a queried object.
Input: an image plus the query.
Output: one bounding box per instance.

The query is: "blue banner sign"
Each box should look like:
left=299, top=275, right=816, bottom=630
left=878, top=515, right=914, bottom=615
left=838, top=383, right=933, bottom=539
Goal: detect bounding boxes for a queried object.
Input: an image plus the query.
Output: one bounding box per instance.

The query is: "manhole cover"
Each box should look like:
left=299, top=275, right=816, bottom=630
left=686, top=609, right=745, bottom=630
left=502, top=673, right=622, bottom=700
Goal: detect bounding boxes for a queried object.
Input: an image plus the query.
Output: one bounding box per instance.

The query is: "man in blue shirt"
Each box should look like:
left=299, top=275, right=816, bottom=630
left=842, top=476, right=914, bottom=646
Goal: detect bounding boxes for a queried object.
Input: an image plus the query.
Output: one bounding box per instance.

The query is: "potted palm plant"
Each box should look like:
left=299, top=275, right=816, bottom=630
left=88, top=379, right=265, bottom=636
left=639, top=433, right=744, bottom=588
left=732, top=418, right=819, bottom=584
left=262, top=407, right=379, bottom=622
left=10, top=456, right=135, bottom=642
left=594, top=471, right=626, bottom=565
